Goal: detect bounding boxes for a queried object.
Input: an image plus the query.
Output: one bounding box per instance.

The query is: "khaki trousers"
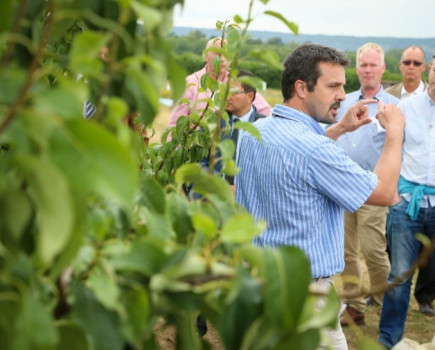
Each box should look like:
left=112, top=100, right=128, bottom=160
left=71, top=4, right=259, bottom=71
left=341, top=204, right=390, bottom=312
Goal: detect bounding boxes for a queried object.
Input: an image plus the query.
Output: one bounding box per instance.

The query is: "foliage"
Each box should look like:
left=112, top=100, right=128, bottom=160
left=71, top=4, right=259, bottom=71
left=0, top=1, right=381, bottom=350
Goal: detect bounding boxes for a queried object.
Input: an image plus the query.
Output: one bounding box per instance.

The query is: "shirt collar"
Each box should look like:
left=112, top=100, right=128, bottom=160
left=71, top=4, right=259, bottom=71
left=232, top=106, right=253, bottom=123
left=357, top=86, right=384, bottom=101
left=400, top=81, right=425, bottom=98
left=272, top=104, right=326, bottom=135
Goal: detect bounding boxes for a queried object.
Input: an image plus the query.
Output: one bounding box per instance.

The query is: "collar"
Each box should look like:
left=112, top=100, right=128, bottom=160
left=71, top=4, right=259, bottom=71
left=357, top=86, right=383, bottom=101
left=272, top=104, right=326, bottom=135
left=400, top=81, right=425, bottom=97
left=232, top=106, right=254, bottom=123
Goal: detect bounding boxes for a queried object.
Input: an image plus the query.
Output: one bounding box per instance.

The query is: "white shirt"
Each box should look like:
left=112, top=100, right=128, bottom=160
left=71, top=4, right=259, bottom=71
left=400, top=80, right=426, bottom=100
left=399, top=91, right=435, bottom=206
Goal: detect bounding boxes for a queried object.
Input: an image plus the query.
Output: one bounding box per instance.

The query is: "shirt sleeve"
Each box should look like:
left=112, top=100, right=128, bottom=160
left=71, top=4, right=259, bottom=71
left=307, top=139, right=378, bottom=213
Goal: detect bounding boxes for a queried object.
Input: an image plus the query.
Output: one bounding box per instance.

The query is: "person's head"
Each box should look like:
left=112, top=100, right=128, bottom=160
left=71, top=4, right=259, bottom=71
left=281, top=43, right=349, bottom=124
left=399, top=46, right=426, bottom=85
left=226, top=70, right=257, bottom=117
left=428, top=55, right=435, bottom=99
left=204, top=38, right=228, bottom=77
left=356, top=43, right=386, bottom=92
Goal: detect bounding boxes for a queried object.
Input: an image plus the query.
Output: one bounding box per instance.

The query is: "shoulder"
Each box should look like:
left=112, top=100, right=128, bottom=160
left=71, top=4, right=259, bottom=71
left=385, top=83, right=402, bottom=98
left=381, top=90, right=400, bottom=104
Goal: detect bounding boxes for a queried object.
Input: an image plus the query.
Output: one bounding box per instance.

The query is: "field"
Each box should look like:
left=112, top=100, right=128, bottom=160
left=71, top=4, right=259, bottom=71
left=151, top=90, right=435, bottom=349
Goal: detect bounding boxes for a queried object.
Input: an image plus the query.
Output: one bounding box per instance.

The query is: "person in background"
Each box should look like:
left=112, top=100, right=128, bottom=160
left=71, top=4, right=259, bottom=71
left=168, top=38, right=271, bottom=128
left=335, top=43, right=399, bottom=327
left=385, top=45, right=434, bottom=318
left=236, top=43, right=405, bottom=349
left=386, top=46, right=428, bottom=100
left=378, top=55, right=435, bottom=349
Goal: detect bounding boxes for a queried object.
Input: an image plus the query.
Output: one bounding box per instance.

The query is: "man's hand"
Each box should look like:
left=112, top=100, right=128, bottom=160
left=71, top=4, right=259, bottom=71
left=338, top=99, right=377, bottom=132
left=376, top=101, right=406, bottom=132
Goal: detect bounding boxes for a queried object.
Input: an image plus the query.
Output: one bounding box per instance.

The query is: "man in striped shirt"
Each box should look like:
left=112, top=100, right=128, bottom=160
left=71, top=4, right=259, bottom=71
left=235, top=43, right=405, bottom=349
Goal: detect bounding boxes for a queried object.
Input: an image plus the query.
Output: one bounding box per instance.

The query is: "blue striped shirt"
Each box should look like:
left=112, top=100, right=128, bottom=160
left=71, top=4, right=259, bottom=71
left=236, top=105, right=378, bottom=278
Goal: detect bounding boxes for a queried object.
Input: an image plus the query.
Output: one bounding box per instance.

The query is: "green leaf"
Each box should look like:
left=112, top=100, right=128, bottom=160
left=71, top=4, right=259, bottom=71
left=107, top=238, right=167, bottom=276
left=264, top=11, right=299, bottom=34
left=218, top=139, right=235, bottom=160
left=248, top=48, right=283, bottom=70
left=34, top=78, right=87, bottom=120
left=167, top=54, right=187, bottom=103
left=120, top=284, right=151, bottom=346
left=234, top=121, right=262, bottom=142
left=297, top=287, right=341, bottom=332
left=86, top=266, right=120, bottom=311
left=13, top=293, right=59, bottom=349
left=262, top=246, right=311, bottom=331
left=140, top=178, right=166, bottom=214
left=73, top=283, right=123, bottom=350
left=131, top=1, right=162, bottom=32
left=233, top=15, right=243, bottom=24
left=191, top=213, right=218, bottom=239
left=0, top=188, right=32, bottom=240
left=49, top=119, right=138, bottom=209
left=205, top=74, right=219, bottom=93
left=69, top=31, right=110, bottom=76
left=14, top=156, right=74, bottom=265
left=56, top=321, right=90, bottom=350
left=167, top=193, right=194, bottom=243
left=218, top=269, right=263, bottom=350
left=275, top=329, right=320, bottom=350
left=175, top=164, right=234, bottom=204
left=221, top=213, right=266, bottom=244
left=0, top=0, right=14, bottom=32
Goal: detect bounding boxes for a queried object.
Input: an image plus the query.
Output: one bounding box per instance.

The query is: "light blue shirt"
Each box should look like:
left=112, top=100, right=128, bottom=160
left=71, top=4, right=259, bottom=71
left=236, top=105, right=378, bottom=278
left=336, top=87, right=399, bottom=171
left=399, top=91, right=435, bottom=207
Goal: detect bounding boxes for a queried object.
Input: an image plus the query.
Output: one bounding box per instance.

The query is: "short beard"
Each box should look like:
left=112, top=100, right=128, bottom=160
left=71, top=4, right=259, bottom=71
left=314, top=102, right=341, bottom=124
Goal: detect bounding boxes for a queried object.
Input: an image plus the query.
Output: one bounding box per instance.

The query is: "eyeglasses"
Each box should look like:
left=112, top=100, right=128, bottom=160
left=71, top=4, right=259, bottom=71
left=232, top=90, right=248, bottom=95
left=401, top=60, right=424, bottom=67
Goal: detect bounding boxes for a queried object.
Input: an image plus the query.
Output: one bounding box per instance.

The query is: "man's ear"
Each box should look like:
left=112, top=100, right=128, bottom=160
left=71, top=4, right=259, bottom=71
left=294, top=80, right=307, bottom=99
left=247, top=91, right=255, bottom=104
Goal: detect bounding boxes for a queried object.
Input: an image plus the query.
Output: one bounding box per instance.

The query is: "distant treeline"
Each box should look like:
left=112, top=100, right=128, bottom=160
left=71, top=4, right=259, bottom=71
left=168, top=30, right=405, bottom=92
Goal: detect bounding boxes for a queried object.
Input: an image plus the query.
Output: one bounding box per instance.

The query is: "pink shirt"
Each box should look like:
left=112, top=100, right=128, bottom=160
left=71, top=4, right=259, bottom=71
left=168, top=66, right=271, bottom=127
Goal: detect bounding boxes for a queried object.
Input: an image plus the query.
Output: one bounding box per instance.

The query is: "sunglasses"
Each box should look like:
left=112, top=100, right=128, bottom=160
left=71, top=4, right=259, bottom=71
left=401, top=60, right=424, bottom=67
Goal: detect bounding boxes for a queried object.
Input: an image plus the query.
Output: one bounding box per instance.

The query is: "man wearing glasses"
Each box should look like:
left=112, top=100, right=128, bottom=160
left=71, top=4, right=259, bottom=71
left=385, top=46, right=434, bottom=319
left=386, top=46, right=428, bottom=100
left=379, top=54, right=435, bottom=349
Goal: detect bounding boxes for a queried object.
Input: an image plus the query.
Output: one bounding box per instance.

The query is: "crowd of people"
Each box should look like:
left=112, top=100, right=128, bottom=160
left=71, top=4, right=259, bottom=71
left=168, top=38, right=435, bottom=349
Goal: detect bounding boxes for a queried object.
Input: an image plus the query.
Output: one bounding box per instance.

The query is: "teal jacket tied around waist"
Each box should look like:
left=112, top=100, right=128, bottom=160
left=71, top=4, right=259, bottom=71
left=398, top=176, right=435, bottom=220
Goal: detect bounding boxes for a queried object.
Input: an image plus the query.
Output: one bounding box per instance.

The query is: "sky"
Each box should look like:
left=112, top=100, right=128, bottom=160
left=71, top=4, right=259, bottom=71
left=173, top=0, right=435, bottom=39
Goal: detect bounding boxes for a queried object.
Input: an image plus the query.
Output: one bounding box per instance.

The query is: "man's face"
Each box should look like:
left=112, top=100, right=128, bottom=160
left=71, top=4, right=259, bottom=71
left=226, top=82, right=254, bottom=117
left=205, top=40, right=228, bottom=76
left=305, top=62, right=346, bottom=124
left=356, top=49, right=386, bottom=90
left=428, top=59, right=435, bottom=94
left=399, top=48, right=426, bottom=83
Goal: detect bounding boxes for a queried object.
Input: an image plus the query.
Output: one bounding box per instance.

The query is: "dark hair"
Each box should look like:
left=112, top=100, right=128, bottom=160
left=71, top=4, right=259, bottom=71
left=237, top=70, right=257, bottom=100
left=281, top=43, right=349, bottom=101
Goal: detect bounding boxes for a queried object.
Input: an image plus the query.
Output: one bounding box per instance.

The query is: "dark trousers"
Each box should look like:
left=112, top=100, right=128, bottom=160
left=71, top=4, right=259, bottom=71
left=414, top=251, right=435, bottom=305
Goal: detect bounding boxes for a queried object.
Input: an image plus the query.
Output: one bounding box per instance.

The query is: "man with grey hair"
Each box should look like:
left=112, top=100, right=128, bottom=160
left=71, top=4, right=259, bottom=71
left=168, top=38, right=271, bottom=127
left=335, top=43, right=399, bottom=326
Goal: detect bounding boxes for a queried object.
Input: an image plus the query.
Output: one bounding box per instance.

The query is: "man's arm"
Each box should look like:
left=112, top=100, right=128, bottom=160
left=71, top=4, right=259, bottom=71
left=365, top=102, right=405, bottom=206
left=325, top=99, right=376, bottom=140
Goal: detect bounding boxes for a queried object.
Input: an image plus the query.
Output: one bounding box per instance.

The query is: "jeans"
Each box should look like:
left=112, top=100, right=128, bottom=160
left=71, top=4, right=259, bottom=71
left=378, top=198, right=435, bottom=348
